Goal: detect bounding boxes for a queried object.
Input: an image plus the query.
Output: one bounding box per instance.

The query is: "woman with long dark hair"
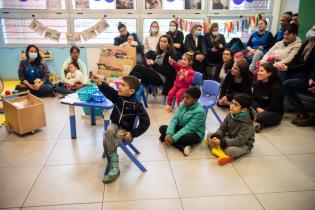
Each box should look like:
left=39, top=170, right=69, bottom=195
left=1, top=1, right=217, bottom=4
left=17, top=44, right=54, bottom=97
left=129, top=34, right=177, bottom=96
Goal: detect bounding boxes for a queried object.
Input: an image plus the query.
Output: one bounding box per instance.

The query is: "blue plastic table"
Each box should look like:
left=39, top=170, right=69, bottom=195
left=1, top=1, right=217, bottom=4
left=61, top=100, right=114, bottom=139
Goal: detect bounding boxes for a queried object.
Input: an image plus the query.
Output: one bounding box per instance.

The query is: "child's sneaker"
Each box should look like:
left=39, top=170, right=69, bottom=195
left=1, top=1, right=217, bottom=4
left=103, top=153, right=120, bottom=184
left=165, top=105, right=171, bottom=112
left=254, top=122, right=262, bottom=133
left=183, top=145, right=192, bottom=156
left=218, top=156, right=234, bottom=165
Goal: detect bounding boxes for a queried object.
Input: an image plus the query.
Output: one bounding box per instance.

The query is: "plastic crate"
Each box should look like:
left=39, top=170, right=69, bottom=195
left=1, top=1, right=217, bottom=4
left=77, top=86, right=98, bottom=102
left=83, top=107, right=104, bottom=116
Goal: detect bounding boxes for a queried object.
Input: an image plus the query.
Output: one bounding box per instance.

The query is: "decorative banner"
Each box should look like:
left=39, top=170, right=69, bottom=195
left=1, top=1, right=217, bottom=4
left=95, top=18, right=110, bottom=34
left=66, top=32, right=81, bottom=43
left=29, top=19, right=46, bottom=35
left=81, top=27, right=97, bottom=42
left=44, top=28, right=61, bottom=42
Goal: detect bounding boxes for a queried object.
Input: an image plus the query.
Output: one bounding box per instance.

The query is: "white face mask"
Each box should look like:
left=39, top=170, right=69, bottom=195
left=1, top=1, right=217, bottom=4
left=151, top=28, right=158, bottom=34
left=306, top=30, right=315, bottom=40
left=29, top=52, right=38, bottom=60
left=212, top=31, right=218, bottom=36
left=169, top=26, right=176, bottom=33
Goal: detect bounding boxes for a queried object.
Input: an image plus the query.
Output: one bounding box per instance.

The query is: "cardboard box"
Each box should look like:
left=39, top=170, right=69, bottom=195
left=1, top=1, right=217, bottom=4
left=3, top=91, right=46, bottom=135
left=97, top=45, right=136, bottom=77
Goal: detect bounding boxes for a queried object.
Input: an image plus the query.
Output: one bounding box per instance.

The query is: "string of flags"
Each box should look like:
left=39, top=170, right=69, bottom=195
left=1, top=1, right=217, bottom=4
left=29, top=18, right=109, bottom=43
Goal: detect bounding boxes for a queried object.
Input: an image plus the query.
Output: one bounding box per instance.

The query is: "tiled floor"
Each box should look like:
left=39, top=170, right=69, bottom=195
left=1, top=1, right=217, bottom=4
left=0, top=96, right=315, bottom=210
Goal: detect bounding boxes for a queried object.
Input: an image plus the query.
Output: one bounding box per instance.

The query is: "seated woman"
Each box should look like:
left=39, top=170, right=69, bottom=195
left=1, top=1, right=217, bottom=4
left=17, top=44, right=54, bottom=97
left=246, top=18, right=274, bottom=72
left=218, top=60, right=252, bottom=107
left=214, top=48, right=234, bottom=82
left=114, top=22, right=142, bottom=63
left=167, top=20, right=184, bottom=59
left=204, top=22, right=226, bottom=80
left=261, top=24, right=301, bottom=70
left=129, top=34, right=177, bottom=96
left=184, top=24, right=207, bottom=75
left=159, top=87, right=206, bottom=156
left=56, top=45, right=88, bottom=94
left=143, top=21, right=161, bottom=60
left=274, top=13, right=291, bottom=43
left=282, top=25, right=315, bottom=126
left=253, top=63, right=285, bottom=132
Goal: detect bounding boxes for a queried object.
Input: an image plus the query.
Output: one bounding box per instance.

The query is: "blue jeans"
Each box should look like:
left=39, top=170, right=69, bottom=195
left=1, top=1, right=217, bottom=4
left=283, top=74, right=308, bottom=113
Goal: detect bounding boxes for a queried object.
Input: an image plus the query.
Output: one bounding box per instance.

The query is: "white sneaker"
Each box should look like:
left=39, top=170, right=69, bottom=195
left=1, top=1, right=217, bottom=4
left=183, top=146, right=192, bottom=156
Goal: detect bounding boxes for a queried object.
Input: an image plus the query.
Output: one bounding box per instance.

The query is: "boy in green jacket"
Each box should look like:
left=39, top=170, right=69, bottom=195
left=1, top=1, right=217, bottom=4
left=159, top=87, right=206, bottom=156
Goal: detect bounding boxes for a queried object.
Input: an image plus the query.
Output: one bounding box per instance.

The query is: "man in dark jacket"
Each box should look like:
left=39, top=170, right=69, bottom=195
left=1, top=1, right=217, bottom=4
left=92, top=75, right=150, bottom=184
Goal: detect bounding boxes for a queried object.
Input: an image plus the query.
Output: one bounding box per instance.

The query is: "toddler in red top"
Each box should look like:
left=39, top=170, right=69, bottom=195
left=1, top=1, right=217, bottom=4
left=166, top=52, right=195, bottom=112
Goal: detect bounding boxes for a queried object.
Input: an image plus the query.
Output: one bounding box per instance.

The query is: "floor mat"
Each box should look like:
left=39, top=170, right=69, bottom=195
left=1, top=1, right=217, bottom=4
left=3, top=80, right=20, bottom=93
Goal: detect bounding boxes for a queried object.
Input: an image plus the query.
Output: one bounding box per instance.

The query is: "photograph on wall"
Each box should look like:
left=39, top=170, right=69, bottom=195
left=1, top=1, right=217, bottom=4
left=29, top=19, right=46, bottom=35
left=81, top=27, right=97, bottom=41
left=75, top=0, right=89, bottom=9
left=185, top=0, right=201, bottom=9
left=212, top=0, right=229, bottom=9
left=145, top=0, right=162, bottom=9
left=95, top=19, right=110, bottom=34
left=116, top=0, right=134, bottom=9
left=66, top=32, right=81, bottom=43
left=44, top=28, right=61, bottom=42
left=229, top=0, right=270, bottom=10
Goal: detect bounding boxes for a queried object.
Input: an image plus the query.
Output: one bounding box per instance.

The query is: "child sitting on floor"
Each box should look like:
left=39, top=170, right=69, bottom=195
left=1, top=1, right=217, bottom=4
left=207, top=93, right=255, bottom=165
left=166, top=52, right=195, bottom=112
left=159, top=87, right=206, bottom=156
left=91, top=75, right=150, bottom=184
left=61, top=62, right=84, bottom=90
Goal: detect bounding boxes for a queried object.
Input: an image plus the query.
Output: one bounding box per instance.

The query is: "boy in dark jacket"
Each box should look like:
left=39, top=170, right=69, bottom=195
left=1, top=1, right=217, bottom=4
left=207, top=94, right=255, bottom=165
left=91, top=75, right=150, bottom=183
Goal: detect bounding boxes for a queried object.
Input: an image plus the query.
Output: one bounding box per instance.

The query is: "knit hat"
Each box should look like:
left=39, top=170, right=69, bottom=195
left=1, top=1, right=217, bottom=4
left=233, top=94, right=252, bottom=109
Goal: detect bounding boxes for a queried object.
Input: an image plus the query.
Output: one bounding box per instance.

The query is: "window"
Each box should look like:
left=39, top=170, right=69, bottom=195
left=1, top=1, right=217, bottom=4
left=0, top=0, right=66, bottom=10
left=72, top=0, right=135, bottom=10
left=143, top=18, right=204, bottom=39
left=1, top=18, right=68, bottom=44
left=74, top=19, right=136, bottom=44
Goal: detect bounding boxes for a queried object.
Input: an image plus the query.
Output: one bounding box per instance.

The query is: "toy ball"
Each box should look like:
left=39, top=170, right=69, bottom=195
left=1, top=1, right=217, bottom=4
left=5, top=90, right=11, bottom=95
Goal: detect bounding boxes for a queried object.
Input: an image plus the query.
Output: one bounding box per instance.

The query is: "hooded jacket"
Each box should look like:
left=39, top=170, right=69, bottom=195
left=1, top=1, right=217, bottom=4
left=98, top=82, right=150, bottom=138
left=211, top=109, right=255, bottom=149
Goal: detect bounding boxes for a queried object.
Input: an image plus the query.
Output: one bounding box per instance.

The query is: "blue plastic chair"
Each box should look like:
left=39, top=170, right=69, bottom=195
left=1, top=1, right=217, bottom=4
left=192, top=71, right=203, bottom=87
left=136, top=85, right=148, bottom=108
left=198, top=80, right=222, bottom=124
left=104, top=116, right=147, bottom=175
left=145, top=85, right=166, bottom=105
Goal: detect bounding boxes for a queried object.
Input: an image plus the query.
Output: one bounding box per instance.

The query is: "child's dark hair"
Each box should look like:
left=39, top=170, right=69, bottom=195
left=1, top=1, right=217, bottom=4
left=69, top=61, right=80, bottom=70
left=122, top=75, right=140, bottom=92
left=183, top=52, right=194, bottom=65
left=185, top=87, right=201, bottom=99
left=233, top=93, right=252, bottom=109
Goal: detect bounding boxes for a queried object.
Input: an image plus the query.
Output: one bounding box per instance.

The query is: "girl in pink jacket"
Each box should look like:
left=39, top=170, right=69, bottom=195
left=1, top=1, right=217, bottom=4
left=166, top=52, right=195, bottom=112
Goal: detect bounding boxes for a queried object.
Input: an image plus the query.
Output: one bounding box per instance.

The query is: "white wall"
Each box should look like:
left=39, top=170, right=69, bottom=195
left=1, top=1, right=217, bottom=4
left=280, top=0, right=300, bottom=14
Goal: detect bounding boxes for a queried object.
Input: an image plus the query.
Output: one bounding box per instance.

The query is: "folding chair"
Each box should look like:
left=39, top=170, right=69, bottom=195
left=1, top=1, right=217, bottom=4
left=198, top=80, right=222, bottom=124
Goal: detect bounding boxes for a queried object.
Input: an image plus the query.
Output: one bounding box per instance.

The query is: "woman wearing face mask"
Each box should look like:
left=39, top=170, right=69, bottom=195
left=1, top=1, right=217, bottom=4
left=281, top=25, right=315, bottom=126
left=130, top=34, right=177, bottom=96
left=144, top=21, right=161, bottom=60
left=184, top=24, right=207, bottom=75
left=17, top=44, right=54, bottom=97
left=204, top=22, right=226, bottom=80
left=247, top=18, right=274, bottom=72
left=167, top=20, right=184, bottom=59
